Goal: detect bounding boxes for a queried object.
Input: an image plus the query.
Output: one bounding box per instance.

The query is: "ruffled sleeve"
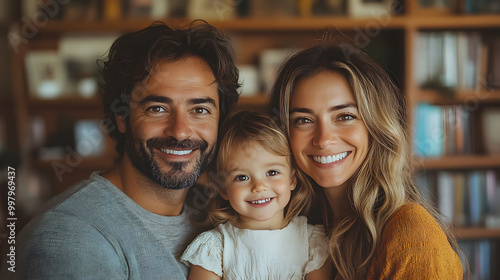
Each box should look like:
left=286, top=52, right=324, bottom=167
left=304, top=224, right=329, bottom=274
left=180, top=229, right=223, bottom=277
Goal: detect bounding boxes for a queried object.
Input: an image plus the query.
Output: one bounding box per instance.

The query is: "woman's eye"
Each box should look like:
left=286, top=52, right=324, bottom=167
left=338, top=114, right=355, bottom=121
left=235, top=175, right=249, bottom=181
left=267, top=170, right=280, bottom=176
left=293, top=117, right=312, bottom=125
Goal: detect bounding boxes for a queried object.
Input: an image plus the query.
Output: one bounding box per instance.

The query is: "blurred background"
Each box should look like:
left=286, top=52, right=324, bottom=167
left=0, top=0, right=499, bottom=278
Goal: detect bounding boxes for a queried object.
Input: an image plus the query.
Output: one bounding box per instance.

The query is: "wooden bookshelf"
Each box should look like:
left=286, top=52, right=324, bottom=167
left=4, top=0, right=500, bottom=276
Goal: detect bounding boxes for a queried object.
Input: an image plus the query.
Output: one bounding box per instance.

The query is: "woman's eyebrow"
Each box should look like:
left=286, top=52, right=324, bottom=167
left=290, top=103, right=357, bottom=114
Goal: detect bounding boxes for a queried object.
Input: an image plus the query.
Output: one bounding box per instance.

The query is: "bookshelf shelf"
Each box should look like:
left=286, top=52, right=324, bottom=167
left=407, top=14, right=500, bottom=29
left=415, top=89, right=500, bottom=105
left=454, top=228, right=500, bottom=240
left=28, top=97, right=103, bottom=110
left=416, top=155, right=500, bottom=170
left=27, top=14, right=500, bottom=34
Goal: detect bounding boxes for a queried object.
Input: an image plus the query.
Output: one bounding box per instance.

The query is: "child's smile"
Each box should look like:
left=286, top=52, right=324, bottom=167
left=221, top=141, right=296, bottom=230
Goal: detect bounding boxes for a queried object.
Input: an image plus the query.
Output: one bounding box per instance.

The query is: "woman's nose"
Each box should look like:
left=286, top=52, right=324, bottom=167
left=312, top=121, right=336, bottom=149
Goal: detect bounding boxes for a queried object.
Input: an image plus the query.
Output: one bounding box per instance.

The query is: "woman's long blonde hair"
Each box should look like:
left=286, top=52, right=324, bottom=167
left=269, top=41, right=460, bottom=279
left=206, top=110, right=314, bottom=227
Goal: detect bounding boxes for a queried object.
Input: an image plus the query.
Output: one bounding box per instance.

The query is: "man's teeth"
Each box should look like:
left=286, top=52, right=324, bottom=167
left=160, top=148, right=193, bottom=155
left=250, top=198, right=271, bottom=204
left=313, top=152, right=348, bottom=164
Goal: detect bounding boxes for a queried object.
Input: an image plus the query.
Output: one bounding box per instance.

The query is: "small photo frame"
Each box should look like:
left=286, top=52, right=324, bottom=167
left=187, top=0, right=236, bottom=20
left=24, top=51, right=64, bottom=99
left=347, top=0, right=394, bottom=18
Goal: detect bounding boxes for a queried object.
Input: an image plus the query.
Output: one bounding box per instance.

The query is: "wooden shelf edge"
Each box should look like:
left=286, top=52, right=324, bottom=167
left=238, top=94, right=269, bottom=105
left=453, top=227, right=500, bottom=240
left=414, top=154, right=500, bottom=170
left=415, top=89, right=500, bottom=104
left=29, top=14, right=500, bottom=34
left=28, top=97, right=103, bottom=110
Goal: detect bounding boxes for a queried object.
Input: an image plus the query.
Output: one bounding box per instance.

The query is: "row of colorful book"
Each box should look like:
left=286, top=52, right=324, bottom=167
left=414, top=31, right=499, bottom=91
left=459, top=239, right=499, bottom=280
left=416, top=169, right=500, bottom=228
left=413, top=103, right=475, bottom=158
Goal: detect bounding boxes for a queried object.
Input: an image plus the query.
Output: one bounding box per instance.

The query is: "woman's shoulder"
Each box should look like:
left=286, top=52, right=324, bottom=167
left=384, top=203, right=442, bottom=237
left=379, top=202, right=456, bottom=255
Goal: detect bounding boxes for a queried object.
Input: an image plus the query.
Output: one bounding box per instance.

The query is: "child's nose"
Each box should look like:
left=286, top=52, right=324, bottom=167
left=251, top=181, right=268, bottom=193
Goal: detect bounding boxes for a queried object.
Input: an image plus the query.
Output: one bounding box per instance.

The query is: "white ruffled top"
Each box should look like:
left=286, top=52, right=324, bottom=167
left=181, top=216, right=329, bottom=280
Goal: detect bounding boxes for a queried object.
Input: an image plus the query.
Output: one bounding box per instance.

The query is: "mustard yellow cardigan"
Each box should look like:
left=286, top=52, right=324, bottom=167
left=367, top=203, right=463, bottom=279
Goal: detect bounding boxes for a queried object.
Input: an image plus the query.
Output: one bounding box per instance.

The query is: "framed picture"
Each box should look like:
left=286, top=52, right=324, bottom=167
left=24, top=51, right=64, bottom=99
left=187, top=0, right=236, bottom=20
left=347, top=0, right=394, bottom=18
left=59, top=35, right=118, bottom=97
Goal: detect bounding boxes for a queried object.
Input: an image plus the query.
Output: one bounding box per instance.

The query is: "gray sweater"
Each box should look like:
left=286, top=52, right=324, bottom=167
left=1, top=172, right=205, bottom=279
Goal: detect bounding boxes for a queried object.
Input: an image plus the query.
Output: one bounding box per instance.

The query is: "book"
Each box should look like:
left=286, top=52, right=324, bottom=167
left=437, top=171, right=454, bottom=225
left=413, top=103, right=444, bottom=157
left=488, top=36, right=500, bottom=88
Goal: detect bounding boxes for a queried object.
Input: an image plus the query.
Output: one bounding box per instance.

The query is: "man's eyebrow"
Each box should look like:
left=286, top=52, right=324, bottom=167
left=136, top=96, right=217, bottom=107
left=189, top=97, right=217, bottom=107
left=137, top=95, right=172, bottom=106
left=290, top=103, right=357, bottom=114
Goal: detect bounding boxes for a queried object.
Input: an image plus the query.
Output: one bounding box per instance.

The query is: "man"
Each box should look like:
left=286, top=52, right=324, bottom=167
left=1, top=21, right=239, bottom=279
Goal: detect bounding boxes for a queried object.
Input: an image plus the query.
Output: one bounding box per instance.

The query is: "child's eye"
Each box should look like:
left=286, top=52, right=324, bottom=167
left=234, top=175, right=249, bottom=181
left=267, top=170, right=280, bottom=176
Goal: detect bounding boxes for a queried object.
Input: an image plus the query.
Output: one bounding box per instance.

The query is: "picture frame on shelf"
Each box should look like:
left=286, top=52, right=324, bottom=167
left=347, top=0, right=394, bottom=18
left=187, top=0, right=236, bottom=20
left=237, top=65, right=260, bottom=97
left=59, top=35, right=118, bottom=98
left=25, top=50, right=64, bottom=99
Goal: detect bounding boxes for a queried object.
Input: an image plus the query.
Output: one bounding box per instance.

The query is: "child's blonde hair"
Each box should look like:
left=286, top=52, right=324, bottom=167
left=207, top=110, right=313, bottom=227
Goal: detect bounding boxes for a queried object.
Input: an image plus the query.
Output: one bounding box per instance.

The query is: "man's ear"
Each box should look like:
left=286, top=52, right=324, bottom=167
left=290, top=169, right=297, bottom=191
left=115, top=114, right=127, bottom=134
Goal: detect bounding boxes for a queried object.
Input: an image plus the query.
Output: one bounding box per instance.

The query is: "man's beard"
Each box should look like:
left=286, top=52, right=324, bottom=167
left=124, top=130, right=215, bottom=190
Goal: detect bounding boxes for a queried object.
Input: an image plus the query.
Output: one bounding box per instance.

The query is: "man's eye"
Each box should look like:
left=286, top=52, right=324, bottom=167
left=193, top=107, right=209, bottom=114
left=235, top=175, right=249, bottom=181
left=267, top=170, right=280, bottom=176
left=147, top=106, right=165, bottom=113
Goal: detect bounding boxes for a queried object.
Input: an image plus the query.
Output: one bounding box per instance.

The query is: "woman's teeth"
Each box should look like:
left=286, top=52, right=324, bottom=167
left=250, top=198, right=271, bottom=204
left=161, top=148, right=193, bottom=155
left=312, top=152, right=348, bottom=164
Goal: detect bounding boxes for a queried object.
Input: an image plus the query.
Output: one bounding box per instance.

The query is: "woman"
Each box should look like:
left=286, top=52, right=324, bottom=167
left=269, top=41, right=463, bottom=279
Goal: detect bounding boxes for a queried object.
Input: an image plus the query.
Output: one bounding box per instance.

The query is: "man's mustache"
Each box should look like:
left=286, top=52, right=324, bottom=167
left=147, top=137, right=208, bottom=151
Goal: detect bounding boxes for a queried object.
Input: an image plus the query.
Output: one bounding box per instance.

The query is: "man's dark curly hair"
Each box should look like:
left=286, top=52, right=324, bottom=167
left=99, top=20, right=240, bottom=158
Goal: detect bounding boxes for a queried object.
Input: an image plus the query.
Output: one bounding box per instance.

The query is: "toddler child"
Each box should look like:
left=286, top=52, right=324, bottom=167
left=181, top=111, right=331, bottom=280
